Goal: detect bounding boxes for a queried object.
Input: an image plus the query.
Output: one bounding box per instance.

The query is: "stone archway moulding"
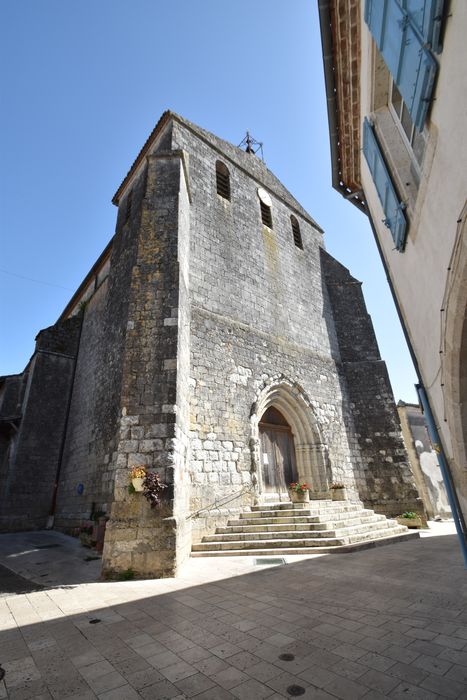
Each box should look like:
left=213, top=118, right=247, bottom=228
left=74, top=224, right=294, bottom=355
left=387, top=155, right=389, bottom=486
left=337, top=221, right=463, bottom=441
left=443, top=205, right=467, bottom=516
left=249, top=375, right=330, bottom=499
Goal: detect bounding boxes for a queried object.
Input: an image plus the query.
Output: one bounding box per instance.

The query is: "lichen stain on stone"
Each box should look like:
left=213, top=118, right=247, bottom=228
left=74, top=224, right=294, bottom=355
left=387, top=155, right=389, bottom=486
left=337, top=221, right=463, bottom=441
left=261, top=225, right=279, bottom=279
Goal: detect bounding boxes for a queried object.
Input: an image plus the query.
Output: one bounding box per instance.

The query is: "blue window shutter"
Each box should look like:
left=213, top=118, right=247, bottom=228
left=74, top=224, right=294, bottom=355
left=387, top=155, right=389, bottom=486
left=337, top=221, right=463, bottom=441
left=362, top=119, right=407, bottom=251
left=365, top=0, right=438, bottom=130
left=404, top=0, right=445, bottom=53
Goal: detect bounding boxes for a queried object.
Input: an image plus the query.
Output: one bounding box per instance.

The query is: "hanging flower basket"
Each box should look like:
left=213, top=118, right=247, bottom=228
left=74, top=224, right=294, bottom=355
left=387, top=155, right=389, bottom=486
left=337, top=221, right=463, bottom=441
left=131, top=477, right=145, bottom=492
left=129, top=465, right=147, bottom=492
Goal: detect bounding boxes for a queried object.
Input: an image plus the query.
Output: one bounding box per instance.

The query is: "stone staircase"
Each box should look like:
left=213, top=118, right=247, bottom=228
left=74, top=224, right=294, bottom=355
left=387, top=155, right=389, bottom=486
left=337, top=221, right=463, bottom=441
left=191, top=500, right=419, bottom=557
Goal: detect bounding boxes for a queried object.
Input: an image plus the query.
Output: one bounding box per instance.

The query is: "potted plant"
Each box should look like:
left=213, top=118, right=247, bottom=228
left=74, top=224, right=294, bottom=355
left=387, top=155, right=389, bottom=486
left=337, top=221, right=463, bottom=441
left=79, top=522, right=94, bottom=548
left=129, top=465, right=147, bottom=492
left=288, top=482, right=310, bottom=503
left=397, top=511, right=423, bottom=528
left=330, top=482, right=347, bottom=501
left=129, top=466, right=167, bottom=508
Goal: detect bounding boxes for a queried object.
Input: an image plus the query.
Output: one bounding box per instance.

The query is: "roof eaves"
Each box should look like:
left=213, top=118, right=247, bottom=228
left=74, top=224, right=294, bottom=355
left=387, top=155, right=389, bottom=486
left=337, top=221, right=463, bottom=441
left=112, top=110, right=173, bottom=206
left=318, top=0, right=366, bottom=214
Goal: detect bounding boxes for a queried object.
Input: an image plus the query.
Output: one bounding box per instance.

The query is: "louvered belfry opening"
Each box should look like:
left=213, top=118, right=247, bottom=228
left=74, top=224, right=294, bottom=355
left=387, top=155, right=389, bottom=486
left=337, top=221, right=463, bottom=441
left=216, top=161, right=230, bottom=200
left=291, top=215, right=303, bottom=249
left=260, top=201, right=273, bottom=228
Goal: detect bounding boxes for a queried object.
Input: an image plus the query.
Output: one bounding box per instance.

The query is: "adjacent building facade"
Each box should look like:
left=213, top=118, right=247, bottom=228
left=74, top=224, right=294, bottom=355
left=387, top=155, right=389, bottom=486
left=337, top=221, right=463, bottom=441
left=398, top=401, right=451, bottom=520
left=318, top=0, right=467, bottom=554
left=0, top=112, right=421, bottom=577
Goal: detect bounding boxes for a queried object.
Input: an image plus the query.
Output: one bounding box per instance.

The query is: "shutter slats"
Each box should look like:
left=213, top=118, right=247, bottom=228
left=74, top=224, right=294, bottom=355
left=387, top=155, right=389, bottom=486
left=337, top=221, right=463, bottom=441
left=260, top=201, right=273, bottom=228
left=291, top=216, right=303, bottom=249
left=365, top=0, right=438, bottom=130
left=363, top=119, right=407, bottom=251
left=216, top=162, right=231, bottom=200
left=404, top=0, right=445, bottom=53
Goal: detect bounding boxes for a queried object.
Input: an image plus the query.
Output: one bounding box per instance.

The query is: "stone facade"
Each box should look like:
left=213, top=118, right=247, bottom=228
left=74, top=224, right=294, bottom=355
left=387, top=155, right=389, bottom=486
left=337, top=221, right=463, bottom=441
left=398, top=402, right=452, bottom=520
left=0, top=112, right=421, bottom=577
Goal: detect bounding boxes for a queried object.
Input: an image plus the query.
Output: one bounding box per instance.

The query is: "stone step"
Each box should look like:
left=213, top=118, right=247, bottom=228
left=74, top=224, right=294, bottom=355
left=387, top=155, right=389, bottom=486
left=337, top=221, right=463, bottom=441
left=217, top=514, right=389, bottom=535
left=192, top=525, right=408, bottom=552
left=191, top=530, right=420, bottom=557
left=240, top=504, right=363, bottom=519
left=250, top=501, right=334, bottom=511
left=191, top=499, right=418, bottom=559
left=202, top=520, right=400, bottom=543
left=229, top=508, right=378, bottom=525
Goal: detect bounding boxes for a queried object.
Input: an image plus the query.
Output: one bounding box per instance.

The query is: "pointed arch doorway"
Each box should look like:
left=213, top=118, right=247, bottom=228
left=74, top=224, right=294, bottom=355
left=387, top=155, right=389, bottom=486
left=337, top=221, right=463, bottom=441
left=250, top=377, right=330, bottom=501
left=259, top=407, right=298, bottom=493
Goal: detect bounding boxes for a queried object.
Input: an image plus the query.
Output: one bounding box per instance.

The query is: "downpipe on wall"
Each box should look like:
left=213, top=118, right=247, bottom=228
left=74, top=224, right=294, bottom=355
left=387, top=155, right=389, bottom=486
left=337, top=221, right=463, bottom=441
left=417, top=384, right=467, bottom=568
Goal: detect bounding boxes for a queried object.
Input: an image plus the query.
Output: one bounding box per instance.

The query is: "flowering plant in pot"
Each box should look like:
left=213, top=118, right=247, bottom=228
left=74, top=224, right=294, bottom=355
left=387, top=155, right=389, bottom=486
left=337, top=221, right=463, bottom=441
left=330, top=482, right=347, bottom=501
left=397, top=511, right=423, bottom=528
left=129, top=466, right=167, bottom=508
left=288, top=482, right=310, bottom=503
left=129, top=465, right=147, bottom=492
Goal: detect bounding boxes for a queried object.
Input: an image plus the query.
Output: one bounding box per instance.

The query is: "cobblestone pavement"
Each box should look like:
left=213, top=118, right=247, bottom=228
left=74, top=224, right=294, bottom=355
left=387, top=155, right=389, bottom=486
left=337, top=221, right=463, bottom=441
left=0, top=523, right=466, bottom=699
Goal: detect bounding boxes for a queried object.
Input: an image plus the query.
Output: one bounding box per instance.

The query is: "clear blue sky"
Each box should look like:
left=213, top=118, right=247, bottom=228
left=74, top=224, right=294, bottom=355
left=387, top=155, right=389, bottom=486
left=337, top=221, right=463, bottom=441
left=0, top=0, right=418, bottom=402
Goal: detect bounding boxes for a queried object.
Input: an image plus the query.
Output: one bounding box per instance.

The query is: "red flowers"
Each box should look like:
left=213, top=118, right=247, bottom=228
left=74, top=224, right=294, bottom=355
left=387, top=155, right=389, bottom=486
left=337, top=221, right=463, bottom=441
left=289, top=482, right=309, bottom=493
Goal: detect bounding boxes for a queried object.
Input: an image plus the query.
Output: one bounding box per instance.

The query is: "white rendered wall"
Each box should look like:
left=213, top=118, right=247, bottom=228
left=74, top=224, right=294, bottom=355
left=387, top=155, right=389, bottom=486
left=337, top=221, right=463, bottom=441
left=359, top=0, right=467, bottom=517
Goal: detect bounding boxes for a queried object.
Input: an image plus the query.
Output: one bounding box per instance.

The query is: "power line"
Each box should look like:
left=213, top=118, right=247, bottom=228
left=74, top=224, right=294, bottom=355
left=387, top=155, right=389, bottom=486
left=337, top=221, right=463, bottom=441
left=0, top=268, right=72, bottom=291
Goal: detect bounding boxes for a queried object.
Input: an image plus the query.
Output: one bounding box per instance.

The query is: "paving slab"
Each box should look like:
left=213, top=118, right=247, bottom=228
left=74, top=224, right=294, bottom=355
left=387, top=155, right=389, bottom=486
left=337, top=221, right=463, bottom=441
left=0, top=521, right=465, bottom=698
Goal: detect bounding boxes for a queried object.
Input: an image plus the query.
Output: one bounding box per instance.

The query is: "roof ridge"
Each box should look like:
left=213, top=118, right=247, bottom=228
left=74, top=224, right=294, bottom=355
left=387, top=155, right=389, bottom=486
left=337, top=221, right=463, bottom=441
left=112, top=110, right=323, bottom=232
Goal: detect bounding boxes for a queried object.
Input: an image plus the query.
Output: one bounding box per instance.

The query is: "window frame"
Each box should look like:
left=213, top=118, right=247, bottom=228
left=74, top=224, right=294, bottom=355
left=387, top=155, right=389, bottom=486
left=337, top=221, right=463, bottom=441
left=290, top=215, right=303, bottom=250
left=215, top=160, right=231, bottom=201
left=388, top=79, right=426, bottom=177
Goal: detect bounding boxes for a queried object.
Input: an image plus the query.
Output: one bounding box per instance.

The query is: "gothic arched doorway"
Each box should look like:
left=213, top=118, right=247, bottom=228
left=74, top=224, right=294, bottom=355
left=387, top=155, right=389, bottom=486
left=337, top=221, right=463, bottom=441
left=250, top=377, right=330, bottom=500
left=259, top=407, right=298, bottom=493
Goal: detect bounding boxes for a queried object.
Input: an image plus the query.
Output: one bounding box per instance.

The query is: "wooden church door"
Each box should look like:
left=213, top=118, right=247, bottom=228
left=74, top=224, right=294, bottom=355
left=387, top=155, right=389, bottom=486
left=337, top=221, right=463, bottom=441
left=259, top=407, right=297, bottom=493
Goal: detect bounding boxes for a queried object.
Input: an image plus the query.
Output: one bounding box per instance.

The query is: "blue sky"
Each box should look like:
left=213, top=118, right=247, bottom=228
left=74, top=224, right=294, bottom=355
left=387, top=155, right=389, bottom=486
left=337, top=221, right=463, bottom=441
left=0, top=0, right=418, bottom=401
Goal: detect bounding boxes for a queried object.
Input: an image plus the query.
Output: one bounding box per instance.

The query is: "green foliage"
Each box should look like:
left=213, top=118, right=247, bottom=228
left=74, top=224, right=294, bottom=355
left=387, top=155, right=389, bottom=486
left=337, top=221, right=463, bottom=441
left=128, top=482, right=136, bottom=494
left=119, top=567, right=135, bottom=581
left=401, top=511, right=419, bottom=519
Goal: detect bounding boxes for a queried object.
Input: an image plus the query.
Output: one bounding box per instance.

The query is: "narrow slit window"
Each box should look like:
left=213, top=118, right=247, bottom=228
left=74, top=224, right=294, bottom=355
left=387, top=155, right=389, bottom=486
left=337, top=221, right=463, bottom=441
left=216, top=161, right=230, bottom=200
left=260, top=201, right=273, bottom=228
left=291, top=215, right=303, bottom=249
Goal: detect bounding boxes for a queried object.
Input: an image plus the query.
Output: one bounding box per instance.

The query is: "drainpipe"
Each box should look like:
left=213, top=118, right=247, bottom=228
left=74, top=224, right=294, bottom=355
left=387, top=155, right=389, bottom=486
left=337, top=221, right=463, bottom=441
left=417, top=384, right=467, bottom=568
left=47, top=310, right=85, bottom=528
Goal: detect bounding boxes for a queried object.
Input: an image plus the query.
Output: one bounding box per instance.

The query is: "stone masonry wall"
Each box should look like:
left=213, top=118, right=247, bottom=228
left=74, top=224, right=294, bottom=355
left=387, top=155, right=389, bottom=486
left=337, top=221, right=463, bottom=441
left=171, top=119, right=367, bottom=541
left=321, top=250, right=422, bottom=517
left=54, top=159, right=149, bottom=530
left=0, top=316, right=81, bottom=531
left=102, top=138, right=193, bottom=578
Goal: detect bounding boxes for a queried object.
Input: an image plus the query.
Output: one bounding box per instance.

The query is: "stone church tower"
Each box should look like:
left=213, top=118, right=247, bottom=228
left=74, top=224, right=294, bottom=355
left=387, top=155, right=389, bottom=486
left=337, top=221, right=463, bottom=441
left=0, top=112, right=421, bottom=577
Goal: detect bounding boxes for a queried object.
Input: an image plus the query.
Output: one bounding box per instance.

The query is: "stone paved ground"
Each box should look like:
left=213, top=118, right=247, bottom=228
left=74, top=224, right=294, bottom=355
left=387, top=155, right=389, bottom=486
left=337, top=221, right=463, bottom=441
left=0, top=523, right=466, bottom=699
left=0, top=565, right=42, bottom=599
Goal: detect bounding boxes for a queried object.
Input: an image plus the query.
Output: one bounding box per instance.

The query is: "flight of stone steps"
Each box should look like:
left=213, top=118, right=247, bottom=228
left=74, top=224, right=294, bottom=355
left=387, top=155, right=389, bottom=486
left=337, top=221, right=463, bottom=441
left=191, top=500, right=419, bottom=557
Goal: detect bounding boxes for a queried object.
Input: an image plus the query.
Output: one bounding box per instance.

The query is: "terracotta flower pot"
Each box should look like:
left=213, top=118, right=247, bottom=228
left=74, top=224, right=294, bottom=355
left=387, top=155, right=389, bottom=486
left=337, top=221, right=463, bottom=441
left=132, top=477, right=144, bottom=492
